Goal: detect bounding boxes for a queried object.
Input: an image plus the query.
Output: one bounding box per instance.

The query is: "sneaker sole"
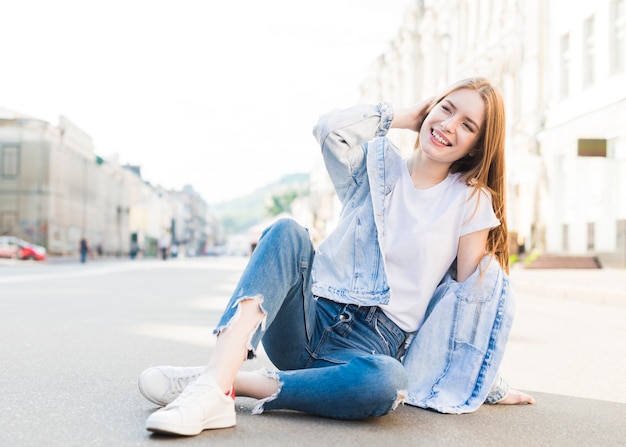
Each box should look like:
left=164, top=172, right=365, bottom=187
left=146, top=413, right=237, bottom=436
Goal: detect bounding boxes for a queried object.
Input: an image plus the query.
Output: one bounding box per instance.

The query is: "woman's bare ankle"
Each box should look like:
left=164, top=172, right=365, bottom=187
left=234, top=370, right=279, bottom=399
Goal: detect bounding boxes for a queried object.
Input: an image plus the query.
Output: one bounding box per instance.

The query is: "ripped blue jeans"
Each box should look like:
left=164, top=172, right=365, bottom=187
left=213, top=218, right=409, bottom=420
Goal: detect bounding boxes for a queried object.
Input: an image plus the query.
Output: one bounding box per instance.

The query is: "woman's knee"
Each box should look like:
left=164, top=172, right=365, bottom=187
left=359, top=355, right=407, bottom=393
left=260, top=218, right=309, bottom=245
left=346, top=356, right=408, bottom=417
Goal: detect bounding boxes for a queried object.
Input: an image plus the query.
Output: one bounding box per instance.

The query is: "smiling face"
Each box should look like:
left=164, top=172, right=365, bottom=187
left=418, top=88, right=485, bottom=166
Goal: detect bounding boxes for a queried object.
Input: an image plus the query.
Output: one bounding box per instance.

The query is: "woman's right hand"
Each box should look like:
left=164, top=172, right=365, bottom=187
left=390, top=97, right=435, bottom=131
left=496, top=389, right=536, bottom=405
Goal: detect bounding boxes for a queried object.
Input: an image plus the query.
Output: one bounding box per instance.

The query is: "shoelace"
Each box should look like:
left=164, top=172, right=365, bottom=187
left=168, top=373, right=201, bottom=395
left=165, top=381, right=214, bottom=409
left=163, top=382, right=235, bottom=410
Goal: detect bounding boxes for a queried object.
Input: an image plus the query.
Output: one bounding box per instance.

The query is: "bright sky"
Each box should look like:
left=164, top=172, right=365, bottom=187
left=1, top=0, right=410, bottom=204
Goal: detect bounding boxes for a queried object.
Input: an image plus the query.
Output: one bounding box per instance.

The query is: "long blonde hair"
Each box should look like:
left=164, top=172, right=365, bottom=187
left=415, top=77, right=509, bottom=272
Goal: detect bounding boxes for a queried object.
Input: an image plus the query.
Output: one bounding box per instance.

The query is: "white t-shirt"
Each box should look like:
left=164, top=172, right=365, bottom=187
left=380, top=160, right=500, bottom=332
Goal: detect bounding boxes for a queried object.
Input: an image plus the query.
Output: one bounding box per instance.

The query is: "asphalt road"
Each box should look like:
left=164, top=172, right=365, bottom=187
left=1, top=256, right=624, bottom=446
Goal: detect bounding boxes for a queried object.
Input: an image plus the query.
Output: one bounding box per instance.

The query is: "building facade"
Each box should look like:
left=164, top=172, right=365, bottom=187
left=0, top=109, right=213, bottom=257
left=168, top=185, right=214, bottom=257
left=311, top=0, right=626, bottom=267
left=538, top=0, right=626, bottom=266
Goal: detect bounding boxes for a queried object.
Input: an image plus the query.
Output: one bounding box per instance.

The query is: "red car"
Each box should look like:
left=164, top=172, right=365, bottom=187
left=0, top=236, right=47, bottom=261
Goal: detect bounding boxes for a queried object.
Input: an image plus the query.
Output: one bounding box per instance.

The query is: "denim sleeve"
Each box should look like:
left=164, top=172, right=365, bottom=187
left=312, top=103, right=393, bottom=202
left=484, top=373, right=510, bottom=404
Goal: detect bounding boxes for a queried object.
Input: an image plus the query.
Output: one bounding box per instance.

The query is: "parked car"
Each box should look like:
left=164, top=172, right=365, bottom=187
left=0, top=236, right=47, bottom=261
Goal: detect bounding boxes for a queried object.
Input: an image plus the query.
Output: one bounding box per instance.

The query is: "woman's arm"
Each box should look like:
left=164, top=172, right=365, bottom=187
left=456, top=228, right=490, bottom=282
left=313, top=103, right=394, bottom=203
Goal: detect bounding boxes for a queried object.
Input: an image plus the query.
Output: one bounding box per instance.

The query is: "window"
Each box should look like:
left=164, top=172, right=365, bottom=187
left=611, top=0, right=625, bottom=74
left=587, top=222, right=595, bottom=251
left=582, top=15, right=595, bottom=88
left=578, top=139, right=607, bottom=157
left=1, top=145, right=20, bottom=178
left=459, top=1, right=468, bottom=53
left=0, top=212, right=17, bottom=233
left=560, top=33, right=570, bottom=99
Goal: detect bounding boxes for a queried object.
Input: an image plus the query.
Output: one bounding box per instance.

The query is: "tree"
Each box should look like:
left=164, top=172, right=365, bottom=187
left=266, top=191, right=297, bottom=216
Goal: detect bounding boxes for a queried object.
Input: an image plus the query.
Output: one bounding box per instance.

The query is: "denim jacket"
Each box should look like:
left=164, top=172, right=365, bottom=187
left=312, top=103, right=512, bottom=412
left=402, top=256, right=514, bottom=413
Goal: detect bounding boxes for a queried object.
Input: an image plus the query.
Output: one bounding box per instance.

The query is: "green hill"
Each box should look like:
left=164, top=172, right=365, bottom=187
left=211, top=173, right=309, bottom=236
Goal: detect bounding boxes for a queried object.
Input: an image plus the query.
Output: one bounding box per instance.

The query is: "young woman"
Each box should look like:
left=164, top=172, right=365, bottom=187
left=139, top=77, right=535, bottom=436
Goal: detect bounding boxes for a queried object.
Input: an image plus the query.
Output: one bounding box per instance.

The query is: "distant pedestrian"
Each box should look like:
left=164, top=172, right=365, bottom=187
left=138, top=78, right=534, bottom=437
left=79, top=237, right=88, bottom=264
left=130, top=241, right=139, bottom=260
left=170, top=244, right=179, bottom=258
left=158, top=234, right=170, bottom=261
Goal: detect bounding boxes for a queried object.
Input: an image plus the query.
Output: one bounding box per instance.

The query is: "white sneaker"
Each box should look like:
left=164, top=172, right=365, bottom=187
left=138, top=365, right=206, bottom=406
left=145, top=373, right=236, bottom=436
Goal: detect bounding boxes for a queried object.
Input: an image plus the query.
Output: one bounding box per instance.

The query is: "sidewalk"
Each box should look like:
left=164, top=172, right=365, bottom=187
left=509, top=265, right=626, bottom=307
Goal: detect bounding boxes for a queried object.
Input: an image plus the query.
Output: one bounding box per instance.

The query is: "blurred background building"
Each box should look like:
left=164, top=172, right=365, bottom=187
left=1, top=0, right=625, bottom=267
left=0, top=109, right=213, bottom=257
left=311, top=0, right=626, bottom=267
